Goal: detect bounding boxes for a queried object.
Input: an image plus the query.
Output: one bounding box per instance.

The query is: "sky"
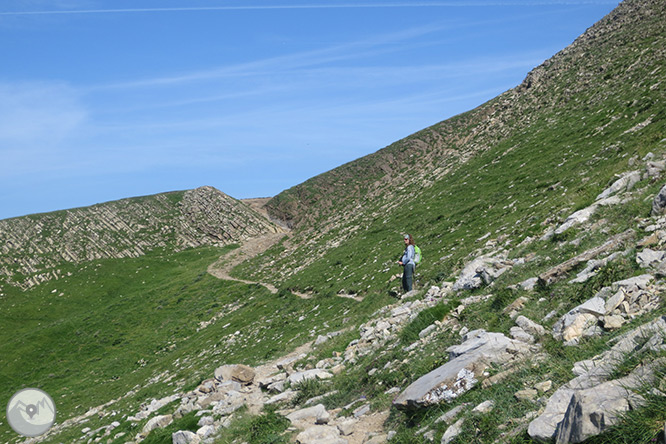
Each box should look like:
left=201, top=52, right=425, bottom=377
left=0, top=0, right=621, bottom=220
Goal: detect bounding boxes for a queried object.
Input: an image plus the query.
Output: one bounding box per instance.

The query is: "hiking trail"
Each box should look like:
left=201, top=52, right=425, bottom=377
left=207, top=232, right=316, bottom=299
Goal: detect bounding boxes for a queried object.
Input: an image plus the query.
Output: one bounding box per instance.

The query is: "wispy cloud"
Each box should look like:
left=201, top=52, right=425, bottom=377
left=0, top=0, right=620, bottom=16
left=0, top=81, right=87, bottom=148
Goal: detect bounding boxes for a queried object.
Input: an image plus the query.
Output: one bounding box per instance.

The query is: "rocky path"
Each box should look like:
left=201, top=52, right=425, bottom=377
left=206, top=232, right=298, bottom=295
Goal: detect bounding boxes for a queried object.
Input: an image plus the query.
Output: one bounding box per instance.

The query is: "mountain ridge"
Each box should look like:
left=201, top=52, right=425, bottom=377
left=0, top=186, right=282, bottom=289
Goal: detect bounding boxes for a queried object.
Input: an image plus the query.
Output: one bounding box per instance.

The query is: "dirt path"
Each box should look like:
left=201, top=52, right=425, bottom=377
left=207, top=232, right=286, bottom=293
left=207, top=232, right=317, bottom=299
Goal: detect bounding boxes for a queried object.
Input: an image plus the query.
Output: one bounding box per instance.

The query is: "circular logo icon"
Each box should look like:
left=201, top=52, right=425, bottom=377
left=6, top=388, right=56, bottom=437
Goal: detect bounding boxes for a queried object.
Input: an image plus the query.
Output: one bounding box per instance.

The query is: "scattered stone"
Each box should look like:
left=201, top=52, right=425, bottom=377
left=288, top=369, right=333, bottom=385
left=435, top=404, right=469, bottom=425
left=535, top=381, right=553, bottom=394
left=514, top=389, right=538, bottom=402
left=142, top=414, right=173, bottom=434
left=287, top=404, right=330, bottom=425
left=441, top=418, right=464, bottom=444
left=516, top=315, right=546, bottom=337
left=295, top=425, right=346, bottom=444
left=472, top=400, right=495, bottom=414
left=452, top=254, right=513, bottom=291
left=172, top=430, right=201, bottom=444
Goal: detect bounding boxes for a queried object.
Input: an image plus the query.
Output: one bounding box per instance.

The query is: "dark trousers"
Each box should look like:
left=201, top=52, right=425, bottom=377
left=402, top=263, right=414, bottom=292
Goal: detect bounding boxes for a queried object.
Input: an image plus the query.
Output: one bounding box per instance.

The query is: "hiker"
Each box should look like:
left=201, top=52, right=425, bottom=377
left=398, top=234, right=416, bottom=293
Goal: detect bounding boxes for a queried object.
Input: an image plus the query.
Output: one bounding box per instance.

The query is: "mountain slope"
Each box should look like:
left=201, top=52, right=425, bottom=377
left=238, top=0, right=665, bottom=296
left=0, top=186, right=282, bottom=289
left=2, top=0, right=666, bottom=443
left=266, top=0, right=664, bottom=230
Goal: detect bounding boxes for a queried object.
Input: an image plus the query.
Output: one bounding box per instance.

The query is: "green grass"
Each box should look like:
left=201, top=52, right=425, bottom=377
left=213, top=406, right=292, bottom=444
left=0, top=245, right=393, bottom=443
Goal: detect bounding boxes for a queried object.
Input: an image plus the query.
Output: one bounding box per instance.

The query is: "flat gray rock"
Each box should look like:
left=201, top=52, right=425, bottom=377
left=393, top=330, right=531, bottom=409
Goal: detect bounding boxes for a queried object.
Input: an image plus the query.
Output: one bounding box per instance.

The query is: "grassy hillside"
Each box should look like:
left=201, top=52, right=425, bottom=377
left=238, top=0, right=665, bottom=298
left=0, top=245, right=394, bottom=443
left=0, top=186, right=281, bottom=290
left=1, top=0, right=665, bottom=443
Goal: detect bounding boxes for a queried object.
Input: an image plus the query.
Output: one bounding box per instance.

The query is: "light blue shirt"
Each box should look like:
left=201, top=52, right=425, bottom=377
left=401, top=245, right=415, bottom=266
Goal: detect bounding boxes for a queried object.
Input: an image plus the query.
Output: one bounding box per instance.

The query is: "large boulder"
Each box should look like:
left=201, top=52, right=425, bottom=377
left=651, top=183, right=666, bottom=216
left=596, top=171, right=641, bottom=200
left=393, top=330, right=534, bottom=409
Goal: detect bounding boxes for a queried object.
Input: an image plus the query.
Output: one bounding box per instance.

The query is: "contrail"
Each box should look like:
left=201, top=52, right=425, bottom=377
left=0, top=1, right=619, bottom=16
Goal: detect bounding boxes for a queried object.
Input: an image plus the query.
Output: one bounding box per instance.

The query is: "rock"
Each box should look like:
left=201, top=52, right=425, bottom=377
left=503, top=296, right=529, bottom=318
left=265, top=390, right=297, bottom=405
left=554, top=206, right=597, bottom=235
left=529, top=317, right=666, bottom=442
left=472, top=400, right=495, bottom=414
left=452, top=254, right=512, bottom=291
left=393, top=330, right=533, bottom=409
left=364, top=434, right=389, bottom=444
left=143, top=414, right=173, bottom=434
left=612, top=274, right=653, bottom=292
left=535, top=381, right=553, bottom=393
left=603, top=315, right=625, bottom=330
left=556, top=313, right=598, bottom=343
left=197, top=416, right=214, bottom=427
left=518, top=277, right=539, bottom=291
left=196, top=425, right=216, bottom=439
left=337, top=418, right=357, bottom=436
left=651, top=183, right=666, bottom=216
left=295, top=425, right=346, bottom=444
left=516, top=315, right=546, bottom=337
left=353, top=404, right=371, bottom=418
left=419, top=324, right=437, bottom=338
left=172, top=430, right=201, bottom=444
left=441, top=418, right=464, bottom=444
left=539, top=230, right=634, bottom=285
left=514, top=389, right=538, bottom=402
left=553, top=296, right=608, bottom=343
left=510, top=326, right=535, bottom=343
left=596, top=171, right=641, bottom=200
left=636, top=248, right=666, bottom=268
left=286, top=404, right=330, bottom=425
left=553, top=367, right=654, bottom=444
left=213, top=364, right=255, bottom=385
left=288, top=369, right=333, bottom=385
left=434, top=404, right=468, bottom=425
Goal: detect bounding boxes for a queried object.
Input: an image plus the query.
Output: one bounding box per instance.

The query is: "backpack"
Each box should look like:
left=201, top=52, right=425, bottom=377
left=414, top=245, right=422, bottom=265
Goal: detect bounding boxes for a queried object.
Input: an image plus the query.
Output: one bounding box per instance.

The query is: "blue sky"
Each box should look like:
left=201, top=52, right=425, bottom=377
left=0, top=0, right=620, bottom=220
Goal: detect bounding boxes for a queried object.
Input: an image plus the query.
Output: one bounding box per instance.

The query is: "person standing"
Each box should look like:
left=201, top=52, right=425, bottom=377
left=398, top=234, right=416, bottom=293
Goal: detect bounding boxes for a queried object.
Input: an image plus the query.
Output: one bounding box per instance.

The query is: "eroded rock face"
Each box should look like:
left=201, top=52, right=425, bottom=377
left=393, top=330, right=535, bottom=410
left=0, top=186, right=282, bottom=289
left=552, top=274, right=663, bottom=344
left=529, top=317, right=666, bottom=443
